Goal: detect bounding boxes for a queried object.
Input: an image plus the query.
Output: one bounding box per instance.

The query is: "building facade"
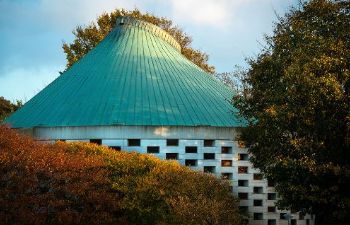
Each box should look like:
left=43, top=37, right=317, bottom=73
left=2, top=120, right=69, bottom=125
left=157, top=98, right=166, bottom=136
left=5, top=17, right=313, bottom=225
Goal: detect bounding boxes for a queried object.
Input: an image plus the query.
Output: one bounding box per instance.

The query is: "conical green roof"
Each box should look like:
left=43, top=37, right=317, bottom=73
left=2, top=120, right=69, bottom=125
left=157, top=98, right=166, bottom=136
left=5, top=17, right=243, bottom=128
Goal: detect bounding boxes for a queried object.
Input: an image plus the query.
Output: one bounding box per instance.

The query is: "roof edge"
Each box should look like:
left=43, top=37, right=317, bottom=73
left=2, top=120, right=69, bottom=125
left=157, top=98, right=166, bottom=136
left=116, top=16, right=181, bottom=52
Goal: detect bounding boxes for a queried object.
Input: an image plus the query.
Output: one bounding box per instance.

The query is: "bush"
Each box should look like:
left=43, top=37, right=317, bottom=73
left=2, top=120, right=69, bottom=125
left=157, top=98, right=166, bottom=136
left=0, top=126, right=244, bottom=225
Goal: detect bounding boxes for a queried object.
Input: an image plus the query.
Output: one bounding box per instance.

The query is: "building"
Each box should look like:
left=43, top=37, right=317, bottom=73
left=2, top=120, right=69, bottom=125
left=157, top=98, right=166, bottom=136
left=5, top=17, right=313, bottom=225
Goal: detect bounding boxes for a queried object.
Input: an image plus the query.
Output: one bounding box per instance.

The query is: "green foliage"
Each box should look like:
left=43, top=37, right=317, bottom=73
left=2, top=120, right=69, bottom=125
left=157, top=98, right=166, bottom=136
left=0, top=96, right=22, bottom=122
left=0, top=126, right=244, bottom=225
left=232, top=1, right=350, bottom=225
left=62, top=8, right=215, bottom=74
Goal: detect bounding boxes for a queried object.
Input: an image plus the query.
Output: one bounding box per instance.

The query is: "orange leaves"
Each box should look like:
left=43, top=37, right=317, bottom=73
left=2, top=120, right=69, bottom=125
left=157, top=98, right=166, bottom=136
left=0, top=126, right=124, bottom=225
left=0, top=126, right=244, bottom=225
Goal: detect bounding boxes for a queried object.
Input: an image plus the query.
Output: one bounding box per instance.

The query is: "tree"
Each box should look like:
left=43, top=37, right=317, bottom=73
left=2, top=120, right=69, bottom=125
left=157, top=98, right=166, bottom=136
left=232, top=1, right=350, bottom=225
left=0, top=126, right=244, bottom=225
left=62, top=9, right=215, bottom=74
left=0, top=96, right=22, bottom=122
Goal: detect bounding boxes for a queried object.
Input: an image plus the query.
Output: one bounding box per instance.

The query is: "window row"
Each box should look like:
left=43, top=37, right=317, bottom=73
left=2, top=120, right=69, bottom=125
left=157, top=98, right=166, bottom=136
left=88, top=139, right=247, bottom=153
left=238, top=192, right=277, bottom=200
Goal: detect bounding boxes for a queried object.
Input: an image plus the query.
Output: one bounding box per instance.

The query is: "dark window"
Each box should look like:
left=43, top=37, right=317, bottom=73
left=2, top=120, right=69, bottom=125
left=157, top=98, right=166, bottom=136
left=268, top=219, right=277, bottom=225
left=238, top=180, right=248, bottom=187
left=253, top=186, right=263, bottom=194
left=238, top=192, right=248, bottom=200
left=128, top=139, right=140, bottom=146
left=166, top=153, right=178, bottom=160
left=268, top=193, right=277, bottom=200
left=238, top=166, right=248, bottom=174
left=221, top=146, right=232, bottom=154
left=253, top=173, right=263, bottom=180
left=268, top=206, right=276, bottom=212
left=110, top=146, right=121, bottom=151
left=90, top=139, right=102, bottom=145
left=185, top=146, right=197, bottom=153
left=238, top=153, right=249, bottom=160
left=280, top=213, right=287, bottom=220
left=166, top=139, right=179, bottom=146
left=253, top=199, right=263, bottom=206
left=239, top=206, right=249, bottom=214
left=221, top=160, right=232, bottom=167
left=253, top=213, right=263, bottom=220
left=268, top=179, right=275, bottom=187
left=306, top=219, right=310, bottom=225
left=204, top=139, right=215, bottom=147
left=185, top=159, right=197, bottom=166
left=291, top=219, right=297, bottom=225
left=299, top=213, right=305, bottom=220
left=204, top=166, right=215, bottom=173
left=221, top=173, right=233, bottom=180
left=204, top=153, right=215, bottom=160
left=147, top=146, right=159, bottom=153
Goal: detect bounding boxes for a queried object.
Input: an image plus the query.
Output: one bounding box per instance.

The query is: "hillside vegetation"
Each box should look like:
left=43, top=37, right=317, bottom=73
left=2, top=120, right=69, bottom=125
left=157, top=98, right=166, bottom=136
left=0, top=126, right=244, bottom=225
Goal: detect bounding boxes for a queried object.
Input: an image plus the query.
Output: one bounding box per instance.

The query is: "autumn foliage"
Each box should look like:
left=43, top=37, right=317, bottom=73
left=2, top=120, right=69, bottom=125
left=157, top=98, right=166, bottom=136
left=0, top=126, right=244, bottom=225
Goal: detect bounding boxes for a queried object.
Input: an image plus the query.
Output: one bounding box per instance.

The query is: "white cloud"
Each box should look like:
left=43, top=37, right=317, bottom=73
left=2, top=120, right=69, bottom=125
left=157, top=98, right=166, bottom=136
left=167, top=0, right=255, bottom=28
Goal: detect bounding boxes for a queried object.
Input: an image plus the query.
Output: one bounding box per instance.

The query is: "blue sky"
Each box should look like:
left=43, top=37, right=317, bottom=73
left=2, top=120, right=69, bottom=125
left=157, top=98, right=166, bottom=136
left=0, top=0, right=298, bottom=102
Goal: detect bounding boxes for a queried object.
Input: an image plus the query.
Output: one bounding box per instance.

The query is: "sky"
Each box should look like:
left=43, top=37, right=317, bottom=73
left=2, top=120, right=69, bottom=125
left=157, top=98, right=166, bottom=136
left=0, top=0, right=298, bottom=102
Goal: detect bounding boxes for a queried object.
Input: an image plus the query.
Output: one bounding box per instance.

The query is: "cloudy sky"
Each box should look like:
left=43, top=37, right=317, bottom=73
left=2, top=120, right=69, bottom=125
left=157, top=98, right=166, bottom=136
left=0, top=0, right=298, bottom=102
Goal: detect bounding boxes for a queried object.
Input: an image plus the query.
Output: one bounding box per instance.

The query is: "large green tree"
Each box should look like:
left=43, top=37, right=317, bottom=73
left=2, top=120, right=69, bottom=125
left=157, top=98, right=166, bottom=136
left=63, top=9, right=215, bottom=73
left=233, top=1, right=350, bottom=225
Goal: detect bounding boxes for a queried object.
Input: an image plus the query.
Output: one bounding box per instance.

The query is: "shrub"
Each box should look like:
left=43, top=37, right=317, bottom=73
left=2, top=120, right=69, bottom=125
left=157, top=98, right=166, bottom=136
left=0, top=126, right=244, bottom=225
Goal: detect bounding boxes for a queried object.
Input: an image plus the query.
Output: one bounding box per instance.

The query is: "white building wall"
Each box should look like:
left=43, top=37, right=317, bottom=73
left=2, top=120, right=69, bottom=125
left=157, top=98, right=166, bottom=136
left=31, top=125, right=314, bottom=225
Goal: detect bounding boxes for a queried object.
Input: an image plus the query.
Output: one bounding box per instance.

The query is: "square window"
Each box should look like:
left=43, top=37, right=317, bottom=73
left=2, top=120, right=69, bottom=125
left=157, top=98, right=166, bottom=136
left=253, top=199, right=263, bottom=206
left=167, top=139, right=179, bottom=146
left=239, top=206, right=249, bottom=214
left=166, top=153, right=178, bottom=160
left=90, top=139, right=102, bottom=145
left=204, top=166, right=215, bottom=173
left=268, top=193, right=277, bottom=200
left=110, top=146, right=121, bottom=151
left=238, top=166, right=248, bottom=174
left=268, top=219, right=277, bottom=225
left=147, top=146, right=159, bottom=153
left=253, top=173, right=263, bottom=180
left=185, top=159, right=197, bottom=167
left=253, top=213, right=263, bottom=220
left=280, top=213, right=287, bottom=220
left=238, top=153, right=249, bottom=160
left=253, top=186, right=263, bottom=194
left=268, top=206, right=276, bottom=212
left=128, top=139, right=140, bottom=146
left=221, top=160, right=232, bottom=167
left=238, top=180, right=248, bottom=187
left=204, top=153, right=215, bottom=160
left=238, top=192, right=248, bottom=200
left=204, top=139, right=215, bottom=147
left=185, top=146, right=197, bottom=153
left=221, top=146, right=232, bottom=154
left=221, top=173, right=233, bottom=180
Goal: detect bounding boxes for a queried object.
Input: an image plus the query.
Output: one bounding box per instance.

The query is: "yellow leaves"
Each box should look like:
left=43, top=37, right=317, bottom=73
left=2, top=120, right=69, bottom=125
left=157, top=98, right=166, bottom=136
left=265, top=105, right=278, bottom=117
